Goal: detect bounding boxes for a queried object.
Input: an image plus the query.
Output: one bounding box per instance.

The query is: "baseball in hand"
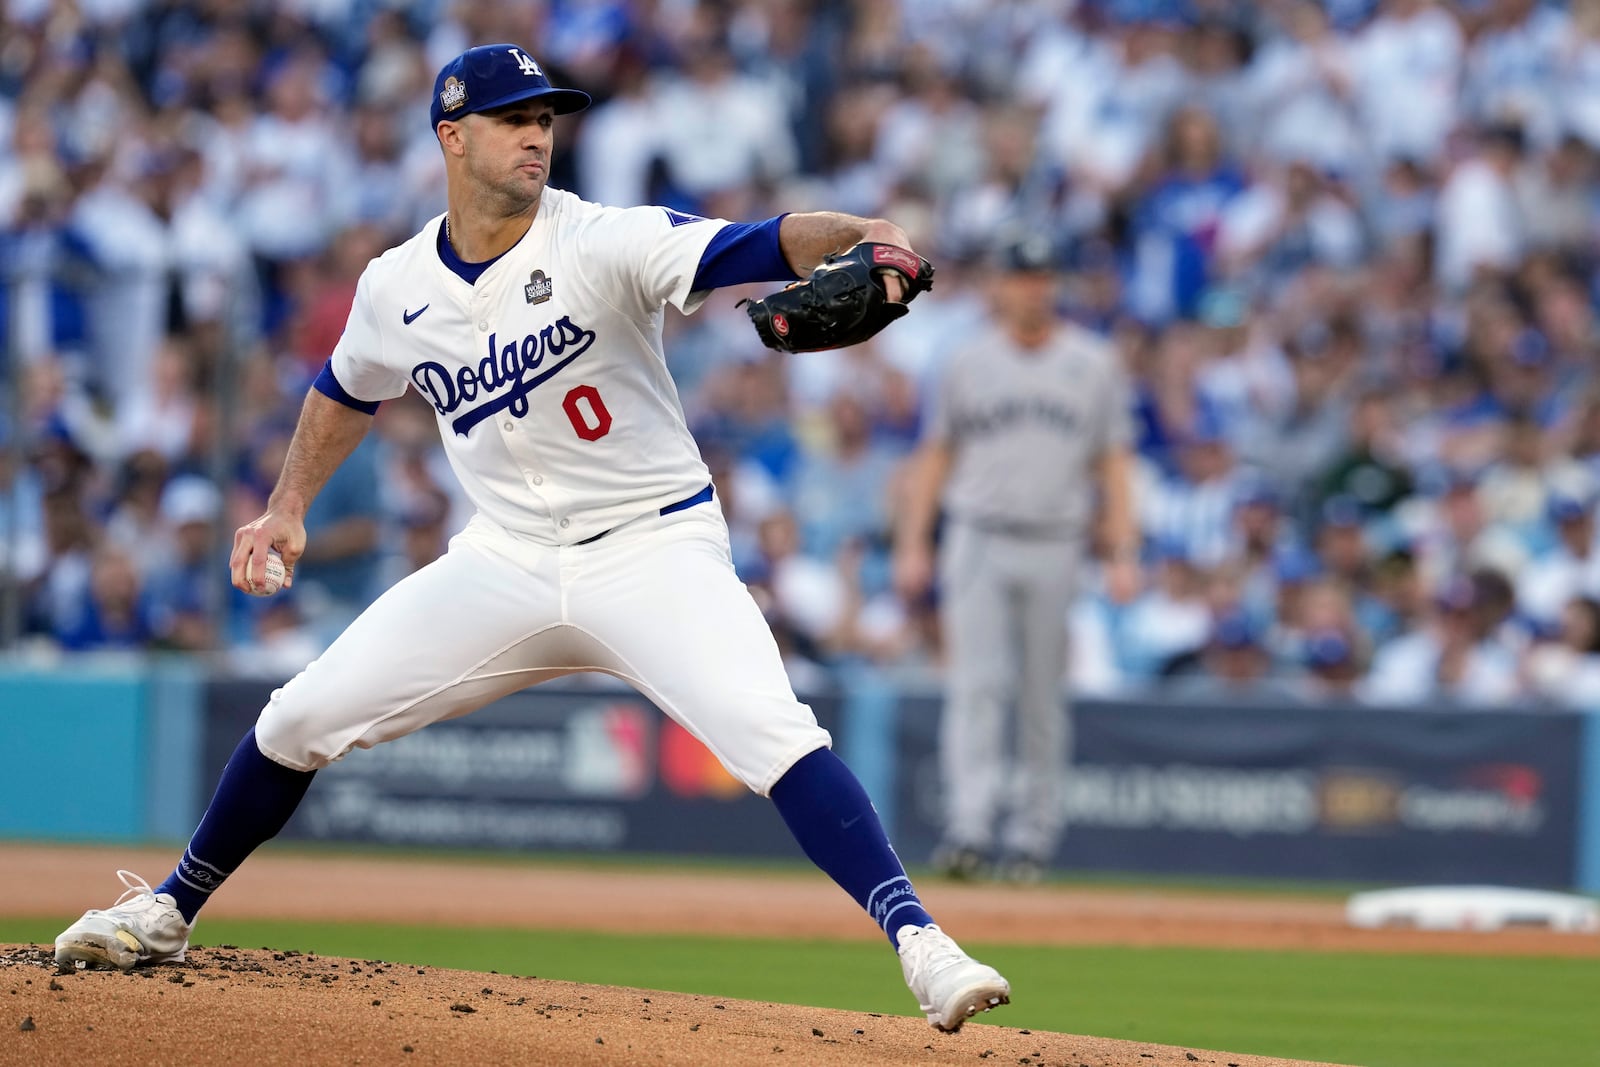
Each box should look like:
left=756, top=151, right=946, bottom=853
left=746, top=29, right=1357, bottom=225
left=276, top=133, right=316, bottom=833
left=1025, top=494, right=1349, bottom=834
left=250, top=550, right=286, bottom=597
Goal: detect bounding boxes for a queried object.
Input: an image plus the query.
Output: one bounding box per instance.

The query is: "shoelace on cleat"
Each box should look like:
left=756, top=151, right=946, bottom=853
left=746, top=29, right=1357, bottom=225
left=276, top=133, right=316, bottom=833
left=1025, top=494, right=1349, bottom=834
left=108, top=870, right=163, bottom=911
left=903, top=928, right=969, bottom=981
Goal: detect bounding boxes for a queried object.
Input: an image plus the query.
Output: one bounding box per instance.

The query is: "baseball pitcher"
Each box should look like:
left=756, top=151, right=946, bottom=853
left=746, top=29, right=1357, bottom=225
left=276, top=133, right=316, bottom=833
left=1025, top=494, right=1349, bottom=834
left=54, top=44, right=1007, bottom=1032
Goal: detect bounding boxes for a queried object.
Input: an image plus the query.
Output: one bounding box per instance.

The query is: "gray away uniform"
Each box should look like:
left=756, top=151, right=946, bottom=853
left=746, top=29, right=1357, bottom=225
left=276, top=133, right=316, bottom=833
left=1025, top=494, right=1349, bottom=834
left=927, top=322, right=1131, bottom=859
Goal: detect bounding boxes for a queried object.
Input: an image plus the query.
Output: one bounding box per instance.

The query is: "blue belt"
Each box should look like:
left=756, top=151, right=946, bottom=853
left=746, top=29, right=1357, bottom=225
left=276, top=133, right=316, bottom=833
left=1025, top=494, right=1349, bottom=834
left=575, top=483, right=714, bottom=545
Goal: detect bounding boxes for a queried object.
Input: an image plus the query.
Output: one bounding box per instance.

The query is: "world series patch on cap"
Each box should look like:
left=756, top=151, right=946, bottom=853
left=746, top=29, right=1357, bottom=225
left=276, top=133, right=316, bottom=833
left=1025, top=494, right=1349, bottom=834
left=430, top=44, right=591, bottom=129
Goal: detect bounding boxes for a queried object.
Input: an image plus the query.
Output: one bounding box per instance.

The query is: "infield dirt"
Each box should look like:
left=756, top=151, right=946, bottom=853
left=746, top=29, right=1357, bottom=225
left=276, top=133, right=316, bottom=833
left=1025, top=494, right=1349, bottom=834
left=3, top=843, right=1593, bottom=1065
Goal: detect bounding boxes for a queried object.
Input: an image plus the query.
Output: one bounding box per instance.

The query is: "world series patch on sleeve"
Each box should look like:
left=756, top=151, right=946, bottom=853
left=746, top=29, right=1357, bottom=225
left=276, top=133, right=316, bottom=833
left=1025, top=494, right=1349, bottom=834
left=741, top=242, right=935, bottom=353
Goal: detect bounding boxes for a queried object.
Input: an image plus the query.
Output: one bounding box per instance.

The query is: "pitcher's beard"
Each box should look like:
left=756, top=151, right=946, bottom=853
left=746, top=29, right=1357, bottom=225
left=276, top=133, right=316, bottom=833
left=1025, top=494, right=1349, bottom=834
left=467, top=161, right=547, bottom=220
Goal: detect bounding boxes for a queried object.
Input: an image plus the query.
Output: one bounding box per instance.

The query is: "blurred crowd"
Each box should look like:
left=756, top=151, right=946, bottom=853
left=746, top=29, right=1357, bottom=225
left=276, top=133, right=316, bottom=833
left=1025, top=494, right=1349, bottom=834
left=4, top=0, right=1600, bottom=707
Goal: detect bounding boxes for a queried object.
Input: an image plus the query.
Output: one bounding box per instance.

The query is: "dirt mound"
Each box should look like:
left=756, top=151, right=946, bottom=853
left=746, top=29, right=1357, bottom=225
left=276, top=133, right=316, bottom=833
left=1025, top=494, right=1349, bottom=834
left=2, top=945, right=1348, bottom=1067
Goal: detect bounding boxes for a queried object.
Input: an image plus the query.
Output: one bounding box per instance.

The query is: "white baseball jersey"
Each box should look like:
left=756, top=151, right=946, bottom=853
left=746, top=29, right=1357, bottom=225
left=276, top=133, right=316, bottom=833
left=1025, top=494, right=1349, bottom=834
left=331, top=187, right=725, bottom=544
left=260, top=189, right=831, bottom=795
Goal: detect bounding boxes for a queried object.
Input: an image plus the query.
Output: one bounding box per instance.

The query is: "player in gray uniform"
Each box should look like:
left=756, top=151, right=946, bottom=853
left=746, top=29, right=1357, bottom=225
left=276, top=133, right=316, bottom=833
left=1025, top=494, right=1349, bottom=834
left=894, top=234, right=1140, bottom=881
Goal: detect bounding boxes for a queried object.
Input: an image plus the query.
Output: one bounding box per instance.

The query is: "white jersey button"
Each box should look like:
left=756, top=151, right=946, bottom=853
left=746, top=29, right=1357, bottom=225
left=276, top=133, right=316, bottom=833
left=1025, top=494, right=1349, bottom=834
left=532, top=475, right=544, bottom=485
left=478, top=321, right=489, bottom=331
left=559, top=518, right=570, bottom=529
left=503, top=420, right=514, bottom=431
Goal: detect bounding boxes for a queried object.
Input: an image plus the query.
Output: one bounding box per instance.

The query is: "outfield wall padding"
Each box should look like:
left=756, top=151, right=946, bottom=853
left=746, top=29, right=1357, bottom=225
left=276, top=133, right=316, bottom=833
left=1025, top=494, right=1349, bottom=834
left=5, top=662, right=1600, bottom=889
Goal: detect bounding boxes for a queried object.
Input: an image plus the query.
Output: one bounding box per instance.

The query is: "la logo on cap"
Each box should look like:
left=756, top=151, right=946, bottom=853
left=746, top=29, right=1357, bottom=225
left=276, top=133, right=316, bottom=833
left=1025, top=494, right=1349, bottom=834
left=508, top=48, right=543, bottom=77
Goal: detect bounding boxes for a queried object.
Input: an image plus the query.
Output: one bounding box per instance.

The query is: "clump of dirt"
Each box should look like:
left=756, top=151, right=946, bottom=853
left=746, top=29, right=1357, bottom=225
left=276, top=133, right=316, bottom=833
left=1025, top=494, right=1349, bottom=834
left=1, top=945, right=1348, bottom=1066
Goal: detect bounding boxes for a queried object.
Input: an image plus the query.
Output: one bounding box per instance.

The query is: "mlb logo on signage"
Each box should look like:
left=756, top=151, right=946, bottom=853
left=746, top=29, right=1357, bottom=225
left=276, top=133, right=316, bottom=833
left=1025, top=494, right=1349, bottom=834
left=525, top=270, right=553, bottom=304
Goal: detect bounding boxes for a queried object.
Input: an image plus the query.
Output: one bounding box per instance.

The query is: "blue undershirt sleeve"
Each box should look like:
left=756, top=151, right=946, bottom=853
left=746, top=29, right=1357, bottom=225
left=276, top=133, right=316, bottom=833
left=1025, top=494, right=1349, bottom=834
left=312, top=358, right=381, bottom=416
left=690, top=215, right=798, bottom=292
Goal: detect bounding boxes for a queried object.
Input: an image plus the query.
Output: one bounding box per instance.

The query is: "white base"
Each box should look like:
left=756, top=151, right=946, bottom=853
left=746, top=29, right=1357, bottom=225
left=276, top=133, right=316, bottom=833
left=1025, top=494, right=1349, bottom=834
left=1346, top=885, right=1599, bottom=933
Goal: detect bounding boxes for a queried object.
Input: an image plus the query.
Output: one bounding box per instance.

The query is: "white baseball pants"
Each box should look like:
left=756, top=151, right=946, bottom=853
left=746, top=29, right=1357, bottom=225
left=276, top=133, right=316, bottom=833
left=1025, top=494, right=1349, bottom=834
left=254, top=504, right=830, bottom=795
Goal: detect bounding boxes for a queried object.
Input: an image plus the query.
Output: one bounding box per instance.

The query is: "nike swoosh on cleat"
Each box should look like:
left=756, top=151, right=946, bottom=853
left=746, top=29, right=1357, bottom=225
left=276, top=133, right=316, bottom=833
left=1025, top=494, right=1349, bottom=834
left=403, top=305, right=429, bottom=325
left=840, top=814, right=863, bottom=830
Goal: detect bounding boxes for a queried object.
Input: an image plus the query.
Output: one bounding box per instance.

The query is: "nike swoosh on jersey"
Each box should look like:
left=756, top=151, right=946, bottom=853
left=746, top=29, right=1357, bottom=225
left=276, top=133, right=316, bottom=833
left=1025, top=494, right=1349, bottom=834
left=402, top=305, right=430, bottom=325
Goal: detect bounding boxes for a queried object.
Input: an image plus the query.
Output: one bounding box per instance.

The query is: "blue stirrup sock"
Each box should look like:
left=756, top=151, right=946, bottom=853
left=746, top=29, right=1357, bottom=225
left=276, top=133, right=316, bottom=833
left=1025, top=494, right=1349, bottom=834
left=161, top=734, right=930, bottom=943
left=769, top=746, right=936, bottom=946
left=157, top=727, right=317, bottom=923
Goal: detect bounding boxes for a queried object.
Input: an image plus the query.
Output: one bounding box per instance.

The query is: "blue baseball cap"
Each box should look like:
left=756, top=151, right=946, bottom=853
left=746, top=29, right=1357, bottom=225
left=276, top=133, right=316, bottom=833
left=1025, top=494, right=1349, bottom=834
left=1149, top=535, right=1191, bottom=564
left=430, top=44, right=591, bottom=129
left=1547, top=494, right=1590, bottom=524
left=1305, top=629, right=1353, bottom=668
left=1234, top=478, right=1280, bottom=510
left=1212, top=612, right=1259, bottom=650
left=1320, top=494, right=1365, bottom=530
left=1274, top=544, right=1323, bottom=583
left=1435, top=575, right=1477, bottom=613
left=1511, top=329, right=1552, bottom=369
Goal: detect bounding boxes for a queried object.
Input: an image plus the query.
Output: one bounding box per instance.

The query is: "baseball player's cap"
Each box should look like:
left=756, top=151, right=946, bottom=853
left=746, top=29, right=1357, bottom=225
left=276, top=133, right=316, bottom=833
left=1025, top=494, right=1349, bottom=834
left=160, top=475, right=222, bottom=527
left=1434, top=575, right=1477, bottom=614
left=1305, top=629, right=1353, bottom=668
left=1273, top=544, right=1323, bottom=584
left=1234, top=477, right=1280, bottom=510
left=1149, top=535, right=1191, bottom=564
left=430, top=44, right=591, bottom=129
left=1197, top=285, right=1248, bottom=329
left=1179, top=408, right=1227, bottom=448
left=1319, top=494, right=1365, bottom=530
left=1212, top=612, right=1259, bottom=650
left=1416, top=463, right=1479, bottom=498
left=1548, top=494, right=1591, bottom=524
left=1511, top=329, right=1552, bottom=368
left=991, top=232, right=1058, bottom=273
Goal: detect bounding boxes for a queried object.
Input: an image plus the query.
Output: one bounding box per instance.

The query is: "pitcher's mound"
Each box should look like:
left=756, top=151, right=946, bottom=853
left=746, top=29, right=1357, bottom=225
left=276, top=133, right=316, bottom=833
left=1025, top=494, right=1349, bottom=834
left=2, top=945, right=1348, bottom=1066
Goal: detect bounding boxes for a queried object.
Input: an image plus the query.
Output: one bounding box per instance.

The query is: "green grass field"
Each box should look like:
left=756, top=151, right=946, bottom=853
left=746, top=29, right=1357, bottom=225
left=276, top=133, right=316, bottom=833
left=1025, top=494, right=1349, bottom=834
left=6, top=918, right=1596, bottom=1067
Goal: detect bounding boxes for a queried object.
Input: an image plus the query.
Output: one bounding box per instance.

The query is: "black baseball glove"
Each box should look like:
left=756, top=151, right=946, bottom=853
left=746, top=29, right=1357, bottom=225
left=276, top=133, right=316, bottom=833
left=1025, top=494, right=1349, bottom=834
left=740, top=242, right=935, bottom=353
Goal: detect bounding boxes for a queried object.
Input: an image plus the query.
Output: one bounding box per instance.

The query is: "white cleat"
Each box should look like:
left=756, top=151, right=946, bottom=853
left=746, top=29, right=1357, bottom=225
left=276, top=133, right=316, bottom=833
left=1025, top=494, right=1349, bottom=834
left=54, top=870, right=191, bottom=972
left=896, top=923, right=1011, bottom=1032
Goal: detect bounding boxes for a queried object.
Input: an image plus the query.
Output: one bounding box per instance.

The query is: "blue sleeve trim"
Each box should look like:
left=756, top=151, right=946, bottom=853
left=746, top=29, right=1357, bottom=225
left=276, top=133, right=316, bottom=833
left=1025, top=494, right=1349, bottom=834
left=312, top=359, right=381, bottom=415
left=691, top=215, right=797, bottom=292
